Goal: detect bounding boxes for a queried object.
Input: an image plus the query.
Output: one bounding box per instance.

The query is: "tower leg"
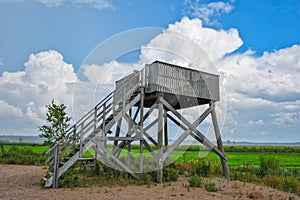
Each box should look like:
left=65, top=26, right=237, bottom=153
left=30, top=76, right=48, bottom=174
left=139, top=88, right=145, bottom=173
left=157, top=101, right=164, bottom=183
left=210, top=102, right=230, bottom=179
left=53, top=143, right=60, bottom=188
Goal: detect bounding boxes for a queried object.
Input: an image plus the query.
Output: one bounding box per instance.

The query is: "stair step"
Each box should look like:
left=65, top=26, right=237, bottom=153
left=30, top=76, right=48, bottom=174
left=78, top=157, right=95, bottom=161
left=42, top=177, right=48, bottom=181
left=63, top=157, right=70, bottom=162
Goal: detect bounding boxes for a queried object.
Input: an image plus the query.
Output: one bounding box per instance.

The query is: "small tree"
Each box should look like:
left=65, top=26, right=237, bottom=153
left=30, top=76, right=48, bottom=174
left=39, top=99, right=71, bottom=145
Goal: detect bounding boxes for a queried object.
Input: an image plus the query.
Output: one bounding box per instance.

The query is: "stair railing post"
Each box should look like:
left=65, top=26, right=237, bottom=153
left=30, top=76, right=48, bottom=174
left=122, top=86, right=126, bottom=114
left=103, top=102, right=106, bottom=133
left=94, top=106, right=97, bottom=131
left=79, top=122, right=84, bottom=157
left=53, top=142, right=60, bottom=188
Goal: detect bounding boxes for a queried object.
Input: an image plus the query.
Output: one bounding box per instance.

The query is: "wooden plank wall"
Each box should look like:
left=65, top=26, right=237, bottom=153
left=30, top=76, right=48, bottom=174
left=145, top=61, right=220, bottom=101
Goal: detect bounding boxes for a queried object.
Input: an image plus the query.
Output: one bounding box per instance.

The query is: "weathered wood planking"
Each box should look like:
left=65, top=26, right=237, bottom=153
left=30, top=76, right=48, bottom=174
left=145, top=61, right=220, bottom=101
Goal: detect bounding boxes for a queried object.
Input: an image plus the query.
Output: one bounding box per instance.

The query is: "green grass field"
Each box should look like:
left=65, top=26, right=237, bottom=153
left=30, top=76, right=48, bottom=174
left=1, top=143, right=300, bottom=168
left=179, top=151, right=300, bottom=167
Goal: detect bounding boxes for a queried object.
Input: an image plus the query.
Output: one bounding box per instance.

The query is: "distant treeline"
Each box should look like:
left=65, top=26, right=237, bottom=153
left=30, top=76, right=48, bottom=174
left=0, top=135, right=44, bottom=143
left=128, top=144, right=300, bottom=153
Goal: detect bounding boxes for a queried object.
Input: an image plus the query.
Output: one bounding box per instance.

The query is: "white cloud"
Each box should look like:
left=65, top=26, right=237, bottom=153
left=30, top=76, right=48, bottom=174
left=71, top=61, right=140, bottom=119
left=271, top=112, right=300, bottom=127
left=36, top=0, right=64, bottom=7
left=0, top=100, right=23, bottom=118
left=183, top=0, right=234, bottom=25
left=219, top=45, right=300, bottom=104
left=72, top=0, right=114, bottom=10
left=0, top=50, right=77, bottom=134
left=0, top=0, right=114, bottom=10
left=260, top=131, right=268, bottom=135
left=248, top=120, right=264, bottom=126
left=141, top=17, right=243, bottom=69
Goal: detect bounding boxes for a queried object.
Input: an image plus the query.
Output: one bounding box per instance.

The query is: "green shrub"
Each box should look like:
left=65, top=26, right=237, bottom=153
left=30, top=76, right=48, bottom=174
left=188, top=176, right=202, bottom=187
left=259, top=155, right=280, bottom=177
left=137, top=173, right=151, bottom=185
left=59, top=167, right=79, bottom=188
left=190, top=159, right=211, bottom=177
left=204, top=181, right=218, bottom=192
left=163, top=167, right=179, bottom=182
left=59, top=174, right=78, bottom=188
left=262, top=175, right=278, bottom=188
left=277, top=176, right=299, bottom=194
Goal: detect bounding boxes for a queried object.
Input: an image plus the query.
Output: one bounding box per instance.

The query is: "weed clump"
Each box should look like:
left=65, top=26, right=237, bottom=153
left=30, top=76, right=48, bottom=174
left=188, top=176, right=202, bottom=187
left=204, top=181, right=218, bottom=192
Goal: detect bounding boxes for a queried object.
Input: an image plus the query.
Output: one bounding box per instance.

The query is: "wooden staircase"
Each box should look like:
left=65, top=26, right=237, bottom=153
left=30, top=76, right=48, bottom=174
left=44, top=71, right=142, bottom=188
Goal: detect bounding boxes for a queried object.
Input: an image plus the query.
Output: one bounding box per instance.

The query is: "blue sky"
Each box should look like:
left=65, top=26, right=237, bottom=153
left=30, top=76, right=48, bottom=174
left=0, top=0, right=300, bottom=143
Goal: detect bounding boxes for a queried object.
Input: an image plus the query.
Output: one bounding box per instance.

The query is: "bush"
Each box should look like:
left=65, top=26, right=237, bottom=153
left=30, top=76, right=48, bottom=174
left=137, top=173, right=152, bottom=185
left=262, top=175, right=278, bottom=188
left=204, top=181, right=218, bottom=192
left=277, top=176, right=299, bottom=194
left=230, top=169, right=259, bottom=183
left=262, top=175, right=300, bottom=195
left=190, top=159, right=211, bottom=177
left=59, top=173, right=78, bottom=188
left=188, top=176, right=202, bottom=187
left=163, top=167, right=179, bottom=182
left=259, top=155, right=280, bottom=177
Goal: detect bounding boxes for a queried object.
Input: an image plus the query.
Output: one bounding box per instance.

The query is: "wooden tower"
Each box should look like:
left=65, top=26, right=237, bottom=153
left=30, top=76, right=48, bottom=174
left=44, top=61, right=229, bottom=188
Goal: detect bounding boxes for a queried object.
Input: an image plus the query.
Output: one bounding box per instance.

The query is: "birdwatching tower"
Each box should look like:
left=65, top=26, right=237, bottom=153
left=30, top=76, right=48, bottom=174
left=44, top=61, right=229, bottom=188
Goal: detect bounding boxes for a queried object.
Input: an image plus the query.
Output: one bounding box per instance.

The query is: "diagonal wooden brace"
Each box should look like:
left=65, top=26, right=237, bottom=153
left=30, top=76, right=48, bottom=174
left=160, top=98, right=227, bottom=162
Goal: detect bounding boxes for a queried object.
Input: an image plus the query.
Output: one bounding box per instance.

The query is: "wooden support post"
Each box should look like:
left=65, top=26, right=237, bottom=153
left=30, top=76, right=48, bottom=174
left=210, top=102, right=230, bottom=179
left=139, top=87, right=144, bottom=173
left=127, top=142, right=131, bottom=168
left=53, top=143, right=60, bottom=188
left=157, top=100, right=164, bottom=183
left=114, top=118, right=122, bottom=147
left=163, top=108, right=168, bottom=152
left=127, top=111, right=132, bottom=168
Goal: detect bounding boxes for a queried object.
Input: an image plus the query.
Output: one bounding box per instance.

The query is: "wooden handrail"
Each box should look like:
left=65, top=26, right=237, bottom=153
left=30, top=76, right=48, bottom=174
left=46, top=69, right=143, bottom=172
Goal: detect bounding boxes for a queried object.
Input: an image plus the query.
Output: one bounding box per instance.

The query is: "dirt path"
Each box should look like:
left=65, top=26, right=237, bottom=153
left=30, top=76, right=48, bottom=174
left=0, top=164, right=299, bottom=200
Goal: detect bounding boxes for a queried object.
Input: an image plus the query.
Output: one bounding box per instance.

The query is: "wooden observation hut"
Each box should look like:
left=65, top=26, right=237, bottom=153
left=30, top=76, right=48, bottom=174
left=44, top=61, right=229, bottom=188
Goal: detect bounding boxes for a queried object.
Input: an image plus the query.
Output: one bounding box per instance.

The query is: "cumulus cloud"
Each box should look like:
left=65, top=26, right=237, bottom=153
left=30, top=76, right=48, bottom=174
left=0, top=0, right=115, bottom=10
left=71, top=61, right=142, bottom=119
left=36, top=0, right=64, bottom=7
left=271, top=112, right=300, bottom=127
left=218, top=45, right=300, bottom=104
left=183, top=0, right=234, bottom=25
left=248, top=120, right=264, bottom=126
left=0, top=50, right=77, bottom=134
left=0, top=100, right=23, bottom=118
left=72, top=0, right=114, bottom=10
left=141, top=17, right=243, bottom=69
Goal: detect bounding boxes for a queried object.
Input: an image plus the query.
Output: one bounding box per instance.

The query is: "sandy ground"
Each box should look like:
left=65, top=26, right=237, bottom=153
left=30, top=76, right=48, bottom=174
left=0, top=164, right=299, bottom=200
